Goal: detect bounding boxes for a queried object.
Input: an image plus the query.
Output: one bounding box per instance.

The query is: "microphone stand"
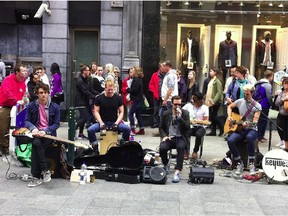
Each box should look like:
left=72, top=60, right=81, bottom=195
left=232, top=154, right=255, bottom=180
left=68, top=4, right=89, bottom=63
left=246, top=98, right=282, bottom=151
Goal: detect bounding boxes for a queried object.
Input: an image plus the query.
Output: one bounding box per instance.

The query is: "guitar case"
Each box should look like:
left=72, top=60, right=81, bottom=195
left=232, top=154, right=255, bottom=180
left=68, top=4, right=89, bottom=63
left=74, top=141, right=144, bottom=184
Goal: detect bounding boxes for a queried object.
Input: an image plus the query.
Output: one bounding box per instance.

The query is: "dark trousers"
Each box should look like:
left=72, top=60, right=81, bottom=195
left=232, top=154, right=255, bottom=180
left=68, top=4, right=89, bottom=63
left=277, top=113, right=288, bottom=141
left=257, top=108, right=269, bottom=140
left=160, top=137, right=186, bottom=171
left=76, top=107, right=89, bottom=134
left=209, top=104, right=220, bottom=132
left=31, top=137, right=53, bottom=178
left=189, top=126, right=206, bottom=153
left=152, top=99, right=161, bottom=126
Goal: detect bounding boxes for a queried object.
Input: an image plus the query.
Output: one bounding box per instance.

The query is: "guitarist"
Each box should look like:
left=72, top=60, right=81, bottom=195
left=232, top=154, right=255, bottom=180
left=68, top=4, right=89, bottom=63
left=227, top=84, right=261, bottom=176
left=25, top=82, right=60, bottom=187
left=182, top=91, right=209, bottom=160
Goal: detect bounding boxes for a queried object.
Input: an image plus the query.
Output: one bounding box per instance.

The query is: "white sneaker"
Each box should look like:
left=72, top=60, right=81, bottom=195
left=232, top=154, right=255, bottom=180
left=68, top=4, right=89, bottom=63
left=249, top=163, right=256, bottom=175
left=235, top=162, right=244, bottom=175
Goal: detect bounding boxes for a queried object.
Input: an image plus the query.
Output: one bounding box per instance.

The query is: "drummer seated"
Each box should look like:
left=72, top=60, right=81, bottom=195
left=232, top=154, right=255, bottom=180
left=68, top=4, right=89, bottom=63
left=87, top=80, right=131, bottom=155
left=182, top=91, right=209, bottom=160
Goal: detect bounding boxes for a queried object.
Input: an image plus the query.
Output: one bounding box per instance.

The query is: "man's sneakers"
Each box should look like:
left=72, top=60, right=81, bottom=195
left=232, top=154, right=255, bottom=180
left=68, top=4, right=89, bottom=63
left=235, top=162, right=244, bottom=175
left=163, top=164, right=169, bottom=175
left=28, top=178, right=43, bottom=187
left=28, top=170, right=51, bottom=187
left=172, top=172, right=180, bottom=183
left=249, top=163, right=256, bottom=176
left=42, top=170, right=51, bottom=183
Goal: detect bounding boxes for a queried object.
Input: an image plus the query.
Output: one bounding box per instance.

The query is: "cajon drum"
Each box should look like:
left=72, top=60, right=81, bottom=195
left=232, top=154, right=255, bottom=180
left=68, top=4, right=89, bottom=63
left=99, top=131, right=118, bottom=155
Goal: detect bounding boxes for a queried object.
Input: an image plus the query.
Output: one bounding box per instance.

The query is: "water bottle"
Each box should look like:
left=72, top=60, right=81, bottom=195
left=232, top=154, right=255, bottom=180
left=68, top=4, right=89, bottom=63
left=79, top=163, right=87, bottom=185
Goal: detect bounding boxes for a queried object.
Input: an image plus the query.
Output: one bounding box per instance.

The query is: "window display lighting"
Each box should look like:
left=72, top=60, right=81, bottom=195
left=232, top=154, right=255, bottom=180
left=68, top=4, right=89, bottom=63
left=268, top=2, right=273, bottom=7
left=184, top=1, right=189, bottom=6
left=278, top=3, right=284, bottom=8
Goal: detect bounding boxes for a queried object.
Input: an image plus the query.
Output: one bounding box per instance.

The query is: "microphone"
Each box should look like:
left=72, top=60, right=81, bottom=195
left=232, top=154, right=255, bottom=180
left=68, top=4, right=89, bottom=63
left=176, top=108, right=181, bottom=117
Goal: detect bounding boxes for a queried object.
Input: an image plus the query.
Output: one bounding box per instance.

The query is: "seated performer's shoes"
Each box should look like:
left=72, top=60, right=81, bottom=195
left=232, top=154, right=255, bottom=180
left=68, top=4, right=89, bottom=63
left=163, top=164, right=169, bottom=175
left=42, top=170, right=51, bottom=183
left=172, top=173, right=180, bottom=183
left=249, top=163, right=256, bottom=176
left=28, top=178, right=43, bottom=187
left=235, top=162, right=244, bottom=175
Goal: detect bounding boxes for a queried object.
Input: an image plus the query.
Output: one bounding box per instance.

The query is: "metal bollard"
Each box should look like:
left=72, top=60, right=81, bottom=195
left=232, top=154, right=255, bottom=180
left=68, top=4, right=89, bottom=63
left=67, top=107, right=76, bottom=165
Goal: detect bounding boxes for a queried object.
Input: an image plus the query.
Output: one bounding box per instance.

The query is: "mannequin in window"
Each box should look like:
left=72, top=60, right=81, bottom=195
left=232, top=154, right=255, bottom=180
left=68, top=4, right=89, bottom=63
left=218, top=30, right=238, bottom=82
left=180, top=30, right=199, bottom=77
left=256, top=31, right=276, bottom=79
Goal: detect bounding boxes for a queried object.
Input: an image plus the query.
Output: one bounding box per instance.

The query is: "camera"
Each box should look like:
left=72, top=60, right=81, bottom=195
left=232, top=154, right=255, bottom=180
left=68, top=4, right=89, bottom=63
left=34, top=3, right=51, bottom=18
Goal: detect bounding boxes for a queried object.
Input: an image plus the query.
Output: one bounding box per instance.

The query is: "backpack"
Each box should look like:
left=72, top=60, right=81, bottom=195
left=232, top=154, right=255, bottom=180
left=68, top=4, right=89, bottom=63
left=253, top=83, right=263, bottom=102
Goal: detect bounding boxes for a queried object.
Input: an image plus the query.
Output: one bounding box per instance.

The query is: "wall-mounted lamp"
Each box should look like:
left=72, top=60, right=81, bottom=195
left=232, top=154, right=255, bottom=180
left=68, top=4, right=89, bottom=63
left=184, top=1, right=189, bottom=6
left=198, top=1, right=203, bottom=7
left=268, top=2, right=273, bottom=7
left=278, top=2, right=284, bottom=8
left=255, top=2, right=260, bottom=7
left=166, top=1, right=171, bottom=6
left=239, top=2, right=244, bottom=7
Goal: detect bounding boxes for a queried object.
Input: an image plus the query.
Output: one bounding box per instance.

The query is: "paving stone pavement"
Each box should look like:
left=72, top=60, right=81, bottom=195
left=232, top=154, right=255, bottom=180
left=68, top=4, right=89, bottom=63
left=0, top=122, right=288, bottom=215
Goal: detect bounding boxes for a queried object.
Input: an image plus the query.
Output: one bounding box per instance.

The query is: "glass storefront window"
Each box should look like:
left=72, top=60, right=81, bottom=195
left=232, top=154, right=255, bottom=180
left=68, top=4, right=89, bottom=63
left=160, top=1, right=288, bottom=83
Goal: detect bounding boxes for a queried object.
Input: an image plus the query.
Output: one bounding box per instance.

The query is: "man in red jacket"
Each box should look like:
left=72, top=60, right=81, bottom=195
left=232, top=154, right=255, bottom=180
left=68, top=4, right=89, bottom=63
left=148, top=64, right=165, bottom=128
left=0, top=64, right=27, bottom=156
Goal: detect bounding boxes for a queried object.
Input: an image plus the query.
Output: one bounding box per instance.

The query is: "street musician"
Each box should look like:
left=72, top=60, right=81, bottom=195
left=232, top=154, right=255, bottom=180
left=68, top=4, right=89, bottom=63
left=182, top=91, right=209, bottom=160
left=226, top=84, right=261, bottom=176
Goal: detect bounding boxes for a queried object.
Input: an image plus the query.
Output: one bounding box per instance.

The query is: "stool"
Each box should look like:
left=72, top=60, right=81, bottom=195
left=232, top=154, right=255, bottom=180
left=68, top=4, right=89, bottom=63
left=99, top=131, right=118, bottom=155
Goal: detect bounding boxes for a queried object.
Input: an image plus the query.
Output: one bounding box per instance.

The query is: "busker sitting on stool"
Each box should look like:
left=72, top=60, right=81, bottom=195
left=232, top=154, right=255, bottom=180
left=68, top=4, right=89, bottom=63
left=25, top=82, right=60, bottom=187
left=87, top=80, right=131, bottom=154
left=159, top=95, right=190, bottom=183
left=226, top=84, right=261, bottom=176
left=182, top=91, right=209, bottom=160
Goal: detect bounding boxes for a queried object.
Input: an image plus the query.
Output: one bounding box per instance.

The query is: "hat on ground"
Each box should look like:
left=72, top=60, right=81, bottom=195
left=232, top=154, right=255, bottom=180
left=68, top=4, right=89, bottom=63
left=192, top=91, right=204, bottom=100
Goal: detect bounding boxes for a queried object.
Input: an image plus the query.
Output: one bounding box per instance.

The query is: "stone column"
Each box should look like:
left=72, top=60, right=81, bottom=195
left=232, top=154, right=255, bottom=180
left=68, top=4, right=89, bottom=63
left=122, top=1, right=143, bottom=73
left=42, top=0, right=69, bottom=108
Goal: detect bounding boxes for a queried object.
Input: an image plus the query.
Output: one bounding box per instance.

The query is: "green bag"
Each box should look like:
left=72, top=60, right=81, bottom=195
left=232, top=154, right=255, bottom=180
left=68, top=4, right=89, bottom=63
left=15, top=143, right=32, bottom=167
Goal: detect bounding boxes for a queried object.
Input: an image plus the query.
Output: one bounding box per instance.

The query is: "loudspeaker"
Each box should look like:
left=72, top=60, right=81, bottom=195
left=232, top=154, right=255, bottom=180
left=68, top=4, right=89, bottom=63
left=142, top=166, right=167, bottom=184
left=45, top=142, right=61, bottom=178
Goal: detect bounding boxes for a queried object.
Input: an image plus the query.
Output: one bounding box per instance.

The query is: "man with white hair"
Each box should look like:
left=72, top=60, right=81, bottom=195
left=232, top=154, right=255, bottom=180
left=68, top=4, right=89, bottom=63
left=226, top=84, right=261, bottom=176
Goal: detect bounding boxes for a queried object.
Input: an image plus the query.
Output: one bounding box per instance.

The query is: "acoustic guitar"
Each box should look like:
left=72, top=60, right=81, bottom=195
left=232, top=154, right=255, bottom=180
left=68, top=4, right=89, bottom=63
left=12, top=128, right=90, bottom=149
left=223, top=112, right=256, bottom=134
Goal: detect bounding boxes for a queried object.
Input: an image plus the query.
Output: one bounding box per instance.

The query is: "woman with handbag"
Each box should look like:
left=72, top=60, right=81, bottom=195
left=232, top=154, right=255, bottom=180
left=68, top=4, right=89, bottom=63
left=50, top=63, right=63, bottom=105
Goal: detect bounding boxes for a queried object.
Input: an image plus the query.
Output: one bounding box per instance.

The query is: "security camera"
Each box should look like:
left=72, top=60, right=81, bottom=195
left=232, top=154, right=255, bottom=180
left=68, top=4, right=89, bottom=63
left=34, top=3, right=51, bottom=18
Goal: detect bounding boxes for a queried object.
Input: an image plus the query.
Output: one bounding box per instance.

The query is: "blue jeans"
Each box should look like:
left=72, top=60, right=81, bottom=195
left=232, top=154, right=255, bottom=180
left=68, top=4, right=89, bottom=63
left=159, top=101, right=172, bottom=118
left=128, top=101, right=144, bottom=129
left=87, top=121, right=131, bottom=145
left=227, top=129, right=257, bottom=161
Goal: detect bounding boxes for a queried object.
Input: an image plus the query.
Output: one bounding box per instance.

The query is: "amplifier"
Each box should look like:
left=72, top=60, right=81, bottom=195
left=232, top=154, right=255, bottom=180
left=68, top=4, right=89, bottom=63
left=189, top=166, right=214, bottom=184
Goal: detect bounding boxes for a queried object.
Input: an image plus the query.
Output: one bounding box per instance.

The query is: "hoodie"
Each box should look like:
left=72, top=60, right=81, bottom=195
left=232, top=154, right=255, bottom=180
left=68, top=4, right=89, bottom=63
left=253, top=78, right=272, bottom=109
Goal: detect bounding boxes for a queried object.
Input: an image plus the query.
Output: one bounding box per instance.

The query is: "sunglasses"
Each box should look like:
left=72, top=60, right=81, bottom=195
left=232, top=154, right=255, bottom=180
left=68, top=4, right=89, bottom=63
left=173, top=103, right=181, bottom=106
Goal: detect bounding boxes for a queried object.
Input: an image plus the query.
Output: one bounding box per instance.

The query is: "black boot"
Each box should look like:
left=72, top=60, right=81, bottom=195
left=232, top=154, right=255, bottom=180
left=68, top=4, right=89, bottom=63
left=92, top=144, right=99, bottom=156
left=207, top=131, right=216, bottom=136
